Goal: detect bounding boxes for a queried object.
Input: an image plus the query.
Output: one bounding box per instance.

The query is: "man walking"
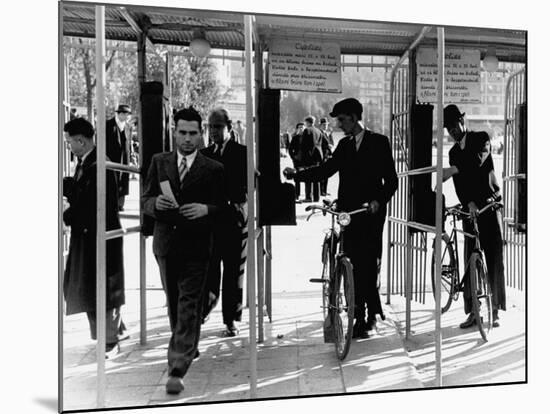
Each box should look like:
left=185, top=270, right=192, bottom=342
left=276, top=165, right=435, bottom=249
left=106, top=104, right=133, bottom=210
left=142, top=107, right=225, bottom=394
left=63, top=117, right=126, bottom=358
left=318, top=117, right=333, bottom=196
left=284, top=98, right=398, bottom=338
left=202, top=108, right=248, bottom=337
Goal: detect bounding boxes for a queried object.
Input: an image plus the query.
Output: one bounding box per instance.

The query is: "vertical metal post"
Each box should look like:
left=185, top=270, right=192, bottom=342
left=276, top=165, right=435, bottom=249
left=405, top=230, right=413, bottom=339
left=434, top=27, right=445, bottom=388
left=255, top=42, right=264, bottom=343
left=244, top=14, right=257, bottom=398
left=58, top=3, right=65, bottom=412
left=95, top=5, right=107, bottom=407
left=266, top=225, right=273, bottom=321
left=257, top=230, right=265, bottom=342
left=137, top=31, right=147, bottom=345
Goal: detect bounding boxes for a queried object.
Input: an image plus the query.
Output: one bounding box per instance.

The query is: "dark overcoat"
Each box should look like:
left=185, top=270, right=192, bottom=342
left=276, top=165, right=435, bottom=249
left=106, top=116, right=132, bottom=196
left=63, top=148, right=125, bottom=315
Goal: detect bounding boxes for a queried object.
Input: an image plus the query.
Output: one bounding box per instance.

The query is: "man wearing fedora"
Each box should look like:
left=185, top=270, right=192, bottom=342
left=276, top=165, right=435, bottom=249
left=284, top=98, right=398, bottom=339
left=442, top=104, right=506, bottom=329
left=106, top=104, right=133, bottom=211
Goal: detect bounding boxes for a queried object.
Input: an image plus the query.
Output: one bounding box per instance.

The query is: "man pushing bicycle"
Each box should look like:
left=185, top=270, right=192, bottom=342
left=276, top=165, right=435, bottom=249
left=442, top=104, right=506, bottom=329
left=284, top=98, right=398, bottom=339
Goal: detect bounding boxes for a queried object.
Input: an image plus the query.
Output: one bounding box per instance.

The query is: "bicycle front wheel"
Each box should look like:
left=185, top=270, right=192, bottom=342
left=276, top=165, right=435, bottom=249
left=431, top=234, right=457, bottom=313
left=469, top=254, right=493, bottom=341
left=332, top=258, right=355, bottom=360
left=321, top=236, right=334, bottom=319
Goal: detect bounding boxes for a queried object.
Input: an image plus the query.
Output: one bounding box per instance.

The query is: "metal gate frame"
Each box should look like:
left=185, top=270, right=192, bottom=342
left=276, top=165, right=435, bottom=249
left=503, top=68, right=526, bottom=291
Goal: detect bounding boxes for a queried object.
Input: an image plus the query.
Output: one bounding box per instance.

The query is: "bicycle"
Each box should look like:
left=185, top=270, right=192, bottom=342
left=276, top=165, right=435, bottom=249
left=306, top=199, right=371, bottom=360
left=431, top=197, right=503, bottom=341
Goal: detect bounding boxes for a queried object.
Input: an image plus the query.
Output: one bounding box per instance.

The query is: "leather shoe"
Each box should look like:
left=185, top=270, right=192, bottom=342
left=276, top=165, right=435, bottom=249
left=492, top=310, right=500, bottom=327
left=459, top=313, right=477, bottom=329
left=366, top=317, right=377, bottom=332
left=166, top=376, right=184, bottom=395
left=352, top=319, right=369, bottom=339
left=224, top=323, right=239, bottom=337
left=105, top=343, right=120, bottom=359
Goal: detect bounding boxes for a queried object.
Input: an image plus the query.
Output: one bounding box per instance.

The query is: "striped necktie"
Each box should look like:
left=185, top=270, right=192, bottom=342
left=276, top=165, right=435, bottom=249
left=179, top=156, right=188, bottom=186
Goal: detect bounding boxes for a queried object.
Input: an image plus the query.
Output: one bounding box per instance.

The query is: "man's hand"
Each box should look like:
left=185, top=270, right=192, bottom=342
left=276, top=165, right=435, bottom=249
left=63, top=197, right=70, bottom=212
left=155, top=195, right=178, bottom=211
left=179, top=203, right=208, bottom=220
left=467, top=201, right=479, bottom=217
left=283, top=167, right=297, bottom=179
left=368, top=200, right=380, bottom=214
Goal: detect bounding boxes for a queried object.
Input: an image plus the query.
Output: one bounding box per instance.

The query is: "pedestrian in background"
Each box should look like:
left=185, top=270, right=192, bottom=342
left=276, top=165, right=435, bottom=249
left=106, top=104, right=133, bottom=211
left=63, top=117, right=127, bottom=359
left=300, top=115, right=324, bottom=202
left=202, top=108, right=248, bottom=337
left=289, top=122, right=305, bottom=201
left=318, top=117, right=333, bottom=196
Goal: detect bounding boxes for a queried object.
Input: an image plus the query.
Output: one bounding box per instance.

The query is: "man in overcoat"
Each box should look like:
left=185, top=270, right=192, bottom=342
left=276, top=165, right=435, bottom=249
left=300, top=115, right=325, bottom=202
left=284, top=98, right=398, bottom=339
left=106, top=104, right=133, bottom=210
left=63, top=117, right=125, bottom=357
left=142, top=107, right=225, bottom=394
left=202, top=108, right=248, bottom=337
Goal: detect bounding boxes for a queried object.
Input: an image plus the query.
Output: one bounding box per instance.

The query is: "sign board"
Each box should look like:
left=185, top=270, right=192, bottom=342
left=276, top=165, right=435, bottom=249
left=268, top=40, right=342, bottom=93
left=416, top=48, right=481, bottom=103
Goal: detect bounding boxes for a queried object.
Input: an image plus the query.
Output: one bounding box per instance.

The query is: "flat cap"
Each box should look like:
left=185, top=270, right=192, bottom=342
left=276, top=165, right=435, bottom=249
left=329, top=98, right=363, bottom=117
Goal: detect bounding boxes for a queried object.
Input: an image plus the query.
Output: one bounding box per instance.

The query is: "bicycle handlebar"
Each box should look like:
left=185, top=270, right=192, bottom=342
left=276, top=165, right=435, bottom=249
left=305, top=202, right=372, bottom=221
left=446, top=197, right=503, bottom=220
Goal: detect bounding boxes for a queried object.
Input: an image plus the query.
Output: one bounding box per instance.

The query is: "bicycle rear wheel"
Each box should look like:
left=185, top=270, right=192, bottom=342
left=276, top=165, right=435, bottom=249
left=431, top=234, right=457, bottom=313
left=332, top=258, right=355, bottom=360
left=469, top=254, right=493, bottom=341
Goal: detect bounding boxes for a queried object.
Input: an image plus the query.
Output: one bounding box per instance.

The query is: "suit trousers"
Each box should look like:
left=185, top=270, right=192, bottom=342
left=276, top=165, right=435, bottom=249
left=87, top=307, right=122, bottom=344
left=155, top=254, right=209, bottom=378
left=462, top=209, right=506, bottom=314
left=343, top=214, right=385, bottom=320
left=205, top=218, right=244, bottom=325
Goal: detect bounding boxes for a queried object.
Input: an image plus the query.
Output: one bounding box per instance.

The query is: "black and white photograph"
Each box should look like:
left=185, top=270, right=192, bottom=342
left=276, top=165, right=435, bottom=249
left=4, top=0, right=548, bottom=413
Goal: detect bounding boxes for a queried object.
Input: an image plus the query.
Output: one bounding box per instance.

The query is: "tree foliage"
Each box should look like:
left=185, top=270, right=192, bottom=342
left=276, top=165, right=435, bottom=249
left=65, top=38, right=220, bottom=124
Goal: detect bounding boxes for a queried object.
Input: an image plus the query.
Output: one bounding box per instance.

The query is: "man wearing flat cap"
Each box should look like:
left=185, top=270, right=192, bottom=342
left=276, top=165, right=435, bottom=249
left=442, top=104, right=506, bottom=329
left=106, top=104, right=133, bottom=211
left=284, top=97, right=398, bottom=339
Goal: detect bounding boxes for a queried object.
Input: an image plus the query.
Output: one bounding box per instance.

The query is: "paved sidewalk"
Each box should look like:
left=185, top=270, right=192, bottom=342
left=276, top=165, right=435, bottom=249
left=62, top=290, right=423, bottom=411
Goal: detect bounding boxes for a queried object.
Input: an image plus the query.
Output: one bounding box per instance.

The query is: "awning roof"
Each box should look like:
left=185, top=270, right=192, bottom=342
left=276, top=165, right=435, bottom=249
left=62, top=1, right=526, bottom=62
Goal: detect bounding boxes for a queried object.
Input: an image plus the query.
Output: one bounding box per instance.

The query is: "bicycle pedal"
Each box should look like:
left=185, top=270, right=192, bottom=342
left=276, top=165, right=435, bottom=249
left=309, top=278, right=326, bottom=283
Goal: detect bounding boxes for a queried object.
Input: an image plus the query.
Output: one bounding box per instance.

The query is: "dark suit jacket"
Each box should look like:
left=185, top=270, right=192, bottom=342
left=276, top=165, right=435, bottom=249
left=141, top=151, right=225, bottom=258
left=106, top=117, right=132, bottom=196
left=289, top=133, right=303, bottom=166
left=296, top=130, right=398, bottom=214
left=202, top=140, right=247, bottom=204
left=301, top=126, right=324, bottom=166
left=63, top=148, right=125, bottom=314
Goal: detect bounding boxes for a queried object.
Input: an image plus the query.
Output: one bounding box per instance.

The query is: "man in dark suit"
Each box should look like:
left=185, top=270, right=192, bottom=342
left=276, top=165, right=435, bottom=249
left=142, top=107, right=225, bottom=395
left=300, top=115, right=325, bottom=202
left=106, top=104, right=133, bottom=210
left=289, top=122, right=305, bottom=201
left=63, top=118, right=126, bottom=358
left=284, top=98, right=398, bottom=339
left=202, top=108, right=247, bottom=337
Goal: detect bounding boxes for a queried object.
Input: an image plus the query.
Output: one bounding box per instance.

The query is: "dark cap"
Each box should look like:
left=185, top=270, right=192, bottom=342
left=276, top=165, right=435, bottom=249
left=320, top=117, right=328, bottom=124
left=115, top=104, right=132, bottom=114
left=443, top=104, right=464, bottom=128
left=329, top=98, right=363, bottom=118
left=295, top=122, right=304, bottom=128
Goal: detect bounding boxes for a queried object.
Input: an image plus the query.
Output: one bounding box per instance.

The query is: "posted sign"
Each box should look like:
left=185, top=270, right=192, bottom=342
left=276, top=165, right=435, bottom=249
left=416, top=48, right=481, bottom=104
left=268, top=40, right=342, bottom=93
